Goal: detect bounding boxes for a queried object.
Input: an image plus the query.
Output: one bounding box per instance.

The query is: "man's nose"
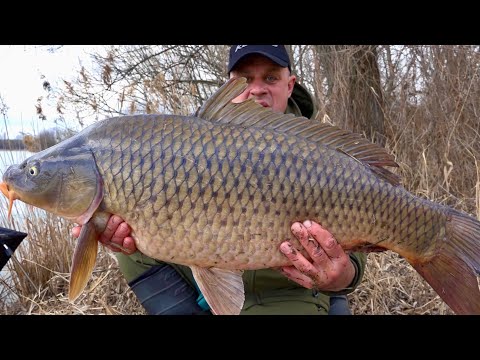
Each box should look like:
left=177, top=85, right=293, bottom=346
left=249, top=82, right=267, bottom=95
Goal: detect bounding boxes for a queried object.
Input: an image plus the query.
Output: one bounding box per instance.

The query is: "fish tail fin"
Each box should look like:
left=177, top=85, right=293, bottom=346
left=411, top=210, right=480, bottom=314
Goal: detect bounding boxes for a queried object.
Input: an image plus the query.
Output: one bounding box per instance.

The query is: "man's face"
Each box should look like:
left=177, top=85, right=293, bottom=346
left=229, top=55, right=296, bottom=113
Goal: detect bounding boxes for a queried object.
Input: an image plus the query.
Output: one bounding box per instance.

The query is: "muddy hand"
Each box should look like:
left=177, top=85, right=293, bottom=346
left=279, top=220, right=355, bottom=292
left=71, top=215, right=137, bottom=255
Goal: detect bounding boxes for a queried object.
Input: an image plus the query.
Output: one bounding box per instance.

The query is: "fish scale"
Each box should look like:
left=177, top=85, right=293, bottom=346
left=2, top=77, right=480, bottom=314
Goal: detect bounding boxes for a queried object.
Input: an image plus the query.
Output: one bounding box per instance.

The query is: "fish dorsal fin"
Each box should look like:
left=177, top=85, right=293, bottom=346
left=197, top=77, right=401, bottom=186
left=190, top=265, right=245, bottom=315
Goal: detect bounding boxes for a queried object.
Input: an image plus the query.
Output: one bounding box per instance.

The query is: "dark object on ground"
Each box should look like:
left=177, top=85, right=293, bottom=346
left=0, top=227, right=28, bottom=271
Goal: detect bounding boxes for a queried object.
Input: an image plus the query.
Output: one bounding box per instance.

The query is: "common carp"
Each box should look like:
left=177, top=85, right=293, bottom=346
left=1, top=77, right=480, bottom=315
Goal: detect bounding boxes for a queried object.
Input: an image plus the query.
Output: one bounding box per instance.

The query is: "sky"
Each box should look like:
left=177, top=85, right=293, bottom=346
left=0, top=45, right=102, bottom=139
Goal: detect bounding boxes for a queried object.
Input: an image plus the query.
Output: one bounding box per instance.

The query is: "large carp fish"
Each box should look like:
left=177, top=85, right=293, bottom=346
left=1, top=77, right=480, bottom=315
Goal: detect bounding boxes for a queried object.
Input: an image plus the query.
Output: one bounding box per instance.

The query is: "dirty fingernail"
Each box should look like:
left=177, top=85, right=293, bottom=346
left=280, top=242, right=292, bottom=254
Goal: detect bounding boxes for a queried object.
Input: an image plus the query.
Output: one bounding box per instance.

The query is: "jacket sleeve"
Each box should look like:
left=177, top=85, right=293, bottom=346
left=319, top=251, right=367, bottom=296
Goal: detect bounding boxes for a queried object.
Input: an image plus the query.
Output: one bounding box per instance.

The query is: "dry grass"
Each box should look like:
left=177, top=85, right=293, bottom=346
left=349, top=253, right=454, bottom=315
left=0, top=209, right=145, bottom=315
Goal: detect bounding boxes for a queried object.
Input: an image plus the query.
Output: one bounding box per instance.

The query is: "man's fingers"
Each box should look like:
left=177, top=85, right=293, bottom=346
left=96, top=215, right=133, bottom=253
left=279, top=266, right=314, bottom=289
left=103, top=230, right=135, bottom=254
left=71, top=215, right=135, bottom=254
left=291, top=222, right=328, bottom=265
left=281, top=221, right=355, bottom=291
left=109, top=222, right=132, bottom=248
left=98, top=215, right=127, bottom=245
left=279, top=241, right=326, bottom=287
left=121, top=236, right=136, bottom=255
left=71, top=225, right=81, bottom=238
left=303, top=220, right=344, bottom=260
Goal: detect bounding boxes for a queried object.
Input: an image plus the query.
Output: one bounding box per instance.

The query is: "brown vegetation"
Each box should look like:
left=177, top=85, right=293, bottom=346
left=22, top=130, right=58, bottom=152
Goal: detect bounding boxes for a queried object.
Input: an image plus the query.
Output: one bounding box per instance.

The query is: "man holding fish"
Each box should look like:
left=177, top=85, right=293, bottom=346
left=73, top=45, right=367, bottom=315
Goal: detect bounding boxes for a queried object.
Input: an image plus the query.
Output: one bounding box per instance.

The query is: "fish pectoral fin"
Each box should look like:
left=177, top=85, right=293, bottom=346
left=191, top=265, right=244, bottom=315
left=68, top=220, right=99, bottom=302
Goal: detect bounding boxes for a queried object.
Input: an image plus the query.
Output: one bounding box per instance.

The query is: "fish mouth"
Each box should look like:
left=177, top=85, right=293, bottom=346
left=0, top=182, right=19, bottom=221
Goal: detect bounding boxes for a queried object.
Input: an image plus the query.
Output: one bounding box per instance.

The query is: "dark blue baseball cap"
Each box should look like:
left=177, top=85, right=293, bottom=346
left=228, top=45, right=291, bottom=73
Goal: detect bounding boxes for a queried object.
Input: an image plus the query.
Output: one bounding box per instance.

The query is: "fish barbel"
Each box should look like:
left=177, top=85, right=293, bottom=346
left=1, top=77, right=480, bottom=315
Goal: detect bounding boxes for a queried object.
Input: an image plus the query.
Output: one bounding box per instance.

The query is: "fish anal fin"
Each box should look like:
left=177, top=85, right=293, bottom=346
left=191, top=265, right=245, bottom=315
left=68, top=219, right=99, bottom=302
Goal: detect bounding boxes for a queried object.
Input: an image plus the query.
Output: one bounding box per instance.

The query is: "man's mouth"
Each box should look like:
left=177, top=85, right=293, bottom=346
left=255, top=100, right=269, bottom=108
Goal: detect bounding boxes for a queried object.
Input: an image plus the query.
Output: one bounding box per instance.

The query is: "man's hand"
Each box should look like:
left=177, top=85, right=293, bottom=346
left=279, top=220, right=355, bottom=292
left=71, top=215, right=137, bottom=255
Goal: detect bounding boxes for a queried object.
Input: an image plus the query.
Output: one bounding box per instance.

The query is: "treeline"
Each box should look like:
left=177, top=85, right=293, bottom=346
left=0, top=138, right=25, bottom=150
left=22, top=128, right=77, bottom=152
left=22, top=129, right=58, bottom=152
left=0, top=128, right=77, bottom=152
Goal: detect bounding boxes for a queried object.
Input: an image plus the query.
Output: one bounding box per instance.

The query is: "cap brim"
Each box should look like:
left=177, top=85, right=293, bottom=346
left=228, top=51, right=289, bottom=73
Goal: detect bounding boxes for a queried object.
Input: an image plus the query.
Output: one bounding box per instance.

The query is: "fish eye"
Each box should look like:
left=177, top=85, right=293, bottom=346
left=28, top=165, right=39, bottom=176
